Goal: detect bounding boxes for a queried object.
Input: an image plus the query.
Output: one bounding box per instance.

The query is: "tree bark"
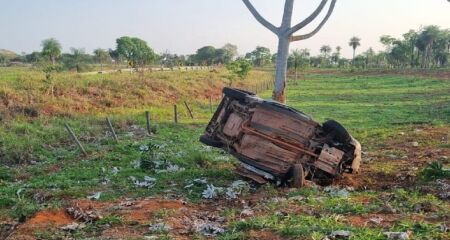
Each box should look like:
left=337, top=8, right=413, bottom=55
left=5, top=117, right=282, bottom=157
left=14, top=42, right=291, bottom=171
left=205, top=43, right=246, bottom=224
left=273, top=0, right=293, bottom=103
left=352, top=48, right=356, bottom=63
left=273, top=37, right=290, bottom=103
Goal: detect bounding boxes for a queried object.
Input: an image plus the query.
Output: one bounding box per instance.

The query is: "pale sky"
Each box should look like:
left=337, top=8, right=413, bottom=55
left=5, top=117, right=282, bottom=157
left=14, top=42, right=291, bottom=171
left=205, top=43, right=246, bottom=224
left=1, top=0, right=449, bottom=58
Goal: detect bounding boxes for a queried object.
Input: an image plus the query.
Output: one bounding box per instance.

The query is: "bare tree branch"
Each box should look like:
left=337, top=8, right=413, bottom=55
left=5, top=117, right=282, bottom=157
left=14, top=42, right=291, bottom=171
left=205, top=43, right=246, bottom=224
left=287, top=0, right=328, bottom=35
left=242, top=0, right=279, bottom=35
left=290, top=0, right=336, bottom=42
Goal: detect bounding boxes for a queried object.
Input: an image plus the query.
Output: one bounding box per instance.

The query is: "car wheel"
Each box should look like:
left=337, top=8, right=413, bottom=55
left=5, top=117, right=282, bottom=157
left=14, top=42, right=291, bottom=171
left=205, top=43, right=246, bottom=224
left=223, top=87, right=254, bottom=101
left=322, top=120, right=351, bottom=143
left=199, top=135, right=224, bottom=148
left=291, top=164, right=305, bottom=188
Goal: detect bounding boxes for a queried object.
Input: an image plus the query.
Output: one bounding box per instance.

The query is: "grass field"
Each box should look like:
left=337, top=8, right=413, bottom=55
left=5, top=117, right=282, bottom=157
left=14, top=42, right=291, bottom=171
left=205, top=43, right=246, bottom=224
left=0, top=68, right=449, bottom=239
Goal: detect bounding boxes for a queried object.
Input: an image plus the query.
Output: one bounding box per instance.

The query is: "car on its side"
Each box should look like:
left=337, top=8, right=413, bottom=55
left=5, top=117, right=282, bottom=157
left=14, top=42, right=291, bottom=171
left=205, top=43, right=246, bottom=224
left=200, top=87, right=361, bottom=187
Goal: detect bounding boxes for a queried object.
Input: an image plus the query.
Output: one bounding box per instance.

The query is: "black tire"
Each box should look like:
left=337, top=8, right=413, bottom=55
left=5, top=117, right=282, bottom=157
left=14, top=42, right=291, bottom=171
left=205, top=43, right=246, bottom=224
left=322, top=120, right=351, bottom=143
left=291, top=164, right=305, bottom=188
left=199, top=135, right=224, bottom=148
left=223, top=87, right=254, bottom=101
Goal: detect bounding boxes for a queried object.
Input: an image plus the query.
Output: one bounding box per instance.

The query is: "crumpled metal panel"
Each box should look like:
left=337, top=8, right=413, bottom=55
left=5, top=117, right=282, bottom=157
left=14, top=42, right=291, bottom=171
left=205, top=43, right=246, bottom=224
left=236, top=134, right=295, bottom=174
left=250, top=105, right=317, bottom=147
left=223, top=113, right=244, bottom=138
left=315, top=144, right=344, bottom=175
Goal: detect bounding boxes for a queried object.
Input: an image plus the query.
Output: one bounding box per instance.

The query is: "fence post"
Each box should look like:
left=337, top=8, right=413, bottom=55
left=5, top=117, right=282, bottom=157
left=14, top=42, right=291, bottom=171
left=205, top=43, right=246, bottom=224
left=106, top=117, right=119, bottom=142
left=184, top=101, right=194, bottom=119
left=64, top=123, right=88, bottom=156
left=174, top=105, right=178, bottom=123
left=145, top=111, right=152, bottom=135
left=209, top=96, right=213, bottom=113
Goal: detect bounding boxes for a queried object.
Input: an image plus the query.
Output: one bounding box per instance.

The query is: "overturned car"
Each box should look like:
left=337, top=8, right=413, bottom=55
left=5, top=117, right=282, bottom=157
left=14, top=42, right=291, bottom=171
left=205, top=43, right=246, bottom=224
left=200, top=88, right=361, bottom=187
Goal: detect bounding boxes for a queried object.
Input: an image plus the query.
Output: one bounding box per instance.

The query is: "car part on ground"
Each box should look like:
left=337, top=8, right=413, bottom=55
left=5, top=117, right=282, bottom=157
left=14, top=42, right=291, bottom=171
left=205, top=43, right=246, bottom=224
left=200, top=87, right=362, bottom=187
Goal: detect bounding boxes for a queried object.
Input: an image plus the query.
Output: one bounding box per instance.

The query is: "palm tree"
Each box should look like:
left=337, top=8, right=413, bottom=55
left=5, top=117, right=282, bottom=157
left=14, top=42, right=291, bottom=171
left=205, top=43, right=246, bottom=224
left=41, top=38, right=62, bottom=65
left=331, top=46, right=341, bottom=65
left=349, top=36, right=361, bottom=62
left=320, top=45, right=332, bottom=67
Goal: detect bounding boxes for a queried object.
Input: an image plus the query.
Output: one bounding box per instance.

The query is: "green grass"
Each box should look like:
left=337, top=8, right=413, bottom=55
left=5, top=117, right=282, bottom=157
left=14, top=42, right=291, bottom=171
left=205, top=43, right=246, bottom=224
left=261, top=74, right=450, bottom=137
left=1, top=68, right=449, bottom=239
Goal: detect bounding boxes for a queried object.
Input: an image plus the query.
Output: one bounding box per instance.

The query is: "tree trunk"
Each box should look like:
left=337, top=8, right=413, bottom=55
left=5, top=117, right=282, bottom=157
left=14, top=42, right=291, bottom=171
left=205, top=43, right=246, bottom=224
left=273, top=37, right=291, bottom=103
left=273, top=0, right=294, bottom=104
left=352, top=49, right=356, bottom=62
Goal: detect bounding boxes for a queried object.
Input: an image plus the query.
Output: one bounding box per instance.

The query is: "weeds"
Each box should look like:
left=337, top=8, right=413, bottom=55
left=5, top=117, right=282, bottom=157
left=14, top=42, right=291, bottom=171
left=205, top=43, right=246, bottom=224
left=419, top=161, right=450, bottom=181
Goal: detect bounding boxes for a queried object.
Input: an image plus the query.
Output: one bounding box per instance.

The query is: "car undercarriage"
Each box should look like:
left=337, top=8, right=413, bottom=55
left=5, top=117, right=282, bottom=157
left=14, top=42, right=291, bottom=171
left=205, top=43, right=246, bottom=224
left=200, top=88, right=361, bottom=187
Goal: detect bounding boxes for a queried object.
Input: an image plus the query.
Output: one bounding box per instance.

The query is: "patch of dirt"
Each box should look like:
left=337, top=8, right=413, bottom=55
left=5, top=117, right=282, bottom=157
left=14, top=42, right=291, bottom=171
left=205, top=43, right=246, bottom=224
left=101, top=226, right=148, bottom=239
left=346, top=214, right=401, bottom=228
left=336, top=126, right=450, bottom=190
left=116, top=199, right=186, bottom=223
left=10, top=209, right=73, bottom=239
left=11, top=198, right=223, bottom=239
left=26, top=209, right=73, bottom=226
left=248, top=230, right=283, bottom=240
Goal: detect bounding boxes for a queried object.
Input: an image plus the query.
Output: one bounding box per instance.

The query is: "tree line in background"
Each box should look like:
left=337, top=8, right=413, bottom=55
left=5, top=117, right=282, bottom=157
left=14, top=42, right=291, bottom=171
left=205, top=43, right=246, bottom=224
left=0, top=25, right=449, bottom=74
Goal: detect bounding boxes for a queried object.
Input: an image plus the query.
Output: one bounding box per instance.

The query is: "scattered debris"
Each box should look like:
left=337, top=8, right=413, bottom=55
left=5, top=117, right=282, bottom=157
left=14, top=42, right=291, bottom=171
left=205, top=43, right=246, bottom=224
left=184, top=178, right=208, bottom=188
left=157, top=163, right=185, bottom=173
left=33, top=192, right=49, bottom=204
left=130, top=176, right=156, bottom=188
left=148, top=223, right=171, bottom=233
left=383, top=231, right=412, bottom=240
left=66, top=206, right=102, bottom=222
left=240, top=208, right=254, bottom=217
left=269, top=197, right=287, bottom=203
left=369, top=216, right=383, bottom=225
left=436, top=179, right=450, bottom=200
left=324, top=186, right=349, bottom=198
left=119, top=200, right=135, bottom=207
left=225, top=180, right=250, bottom=199
left=139, top=145, right=150, bottom=152
left=111, top=167, right=120, bottom=175
left=193, top=178, right=208, bottom=184
left=288, top=195, right=305, bottom=201
left=132, top=159, right=141, bottom=169
left=411, top=142, right=419, bottom=147
left=60, top=222, right=86, bottom=231
left=225, top=188, right=238, bottom=199
left=87, top=192, right=102, bottom=200
left=100, top=177, right=110, bottom=185
left=328, top=230, right=352, bottom=239
left=202, top=184, right=223, bottom=199
left=140, top=155, right=185, bottom=173
left=194, top=221, right=225, bottom=237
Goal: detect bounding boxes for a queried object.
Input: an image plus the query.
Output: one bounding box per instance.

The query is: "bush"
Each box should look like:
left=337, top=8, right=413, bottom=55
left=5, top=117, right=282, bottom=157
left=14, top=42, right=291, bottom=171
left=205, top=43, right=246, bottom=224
left=419, top=161, right=450, bottom=181
left=226, top=59, right=252, bottom=80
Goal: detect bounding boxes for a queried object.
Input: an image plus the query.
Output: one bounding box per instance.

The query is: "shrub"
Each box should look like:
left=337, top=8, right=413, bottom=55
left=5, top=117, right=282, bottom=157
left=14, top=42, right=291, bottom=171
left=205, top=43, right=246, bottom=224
left=226, top=59, right=252, bottom=80
left=419, top=161, right=450, bottom=181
